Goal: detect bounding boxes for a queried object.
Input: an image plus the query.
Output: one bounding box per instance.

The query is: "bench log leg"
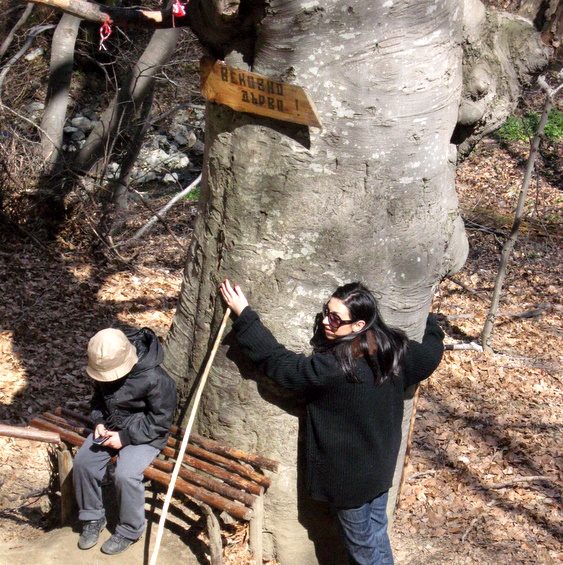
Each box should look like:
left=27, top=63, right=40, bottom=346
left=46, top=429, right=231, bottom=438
left=201, top=502, right=222, bottom=565
left=58, top=445, right=76, bottom=525
left=249, top=493, right=263, bottom=563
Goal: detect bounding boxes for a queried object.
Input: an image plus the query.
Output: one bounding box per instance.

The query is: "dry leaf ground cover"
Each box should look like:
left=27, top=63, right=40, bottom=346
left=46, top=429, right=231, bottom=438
left=392, top=136, right=563, bottom=564
left=0, top=134, right=562, bottom=563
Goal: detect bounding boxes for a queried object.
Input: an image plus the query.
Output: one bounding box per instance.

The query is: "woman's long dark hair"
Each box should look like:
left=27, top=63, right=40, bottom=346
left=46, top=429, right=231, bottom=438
left=311, top=282, right=409, bottom=385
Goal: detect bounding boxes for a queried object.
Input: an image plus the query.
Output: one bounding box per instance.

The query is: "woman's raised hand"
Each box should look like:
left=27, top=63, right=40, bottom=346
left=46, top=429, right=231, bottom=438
left=219, top=279, right=249, bottom=316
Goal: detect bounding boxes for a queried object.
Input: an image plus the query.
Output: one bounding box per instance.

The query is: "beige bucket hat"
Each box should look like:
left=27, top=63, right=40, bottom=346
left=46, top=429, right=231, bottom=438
left=87, top=328, right=138, bottom=382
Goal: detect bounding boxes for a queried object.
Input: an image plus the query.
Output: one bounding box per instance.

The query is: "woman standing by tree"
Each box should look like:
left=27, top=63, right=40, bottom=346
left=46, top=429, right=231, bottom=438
left=219, top=280, right=444, bottom=565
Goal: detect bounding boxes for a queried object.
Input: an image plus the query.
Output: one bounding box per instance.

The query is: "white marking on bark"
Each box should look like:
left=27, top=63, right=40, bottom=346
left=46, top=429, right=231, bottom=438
left=414, top=30, right=442, bottom=46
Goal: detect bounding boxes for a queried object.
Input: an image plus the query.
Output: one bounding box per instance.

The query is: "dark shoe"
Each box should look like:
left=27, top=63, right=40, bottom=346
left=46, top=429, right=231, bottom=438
left=101, top=533, right=137, bottom=555
left=78, top=517, right=107, bottom=550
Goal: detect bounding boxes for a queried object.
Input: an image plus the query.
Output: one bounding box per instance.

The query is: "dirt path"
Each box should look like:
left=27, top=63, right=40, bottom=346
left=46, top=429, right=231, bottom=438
left=0, top=519, right=199, bottom=565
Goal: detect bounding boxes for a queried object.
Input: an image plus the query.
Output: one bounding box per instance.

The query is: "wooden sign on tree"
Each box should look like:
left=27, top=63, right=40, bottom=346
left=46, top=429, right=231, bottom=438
left=200, top=57, right=322, bottom=129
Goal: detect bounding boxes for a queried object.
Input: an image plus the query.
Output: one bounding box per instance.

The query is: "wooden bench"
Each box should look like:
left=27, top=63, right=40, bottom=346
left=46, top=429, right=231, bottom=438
left=31, top=407, right=279, bottom=564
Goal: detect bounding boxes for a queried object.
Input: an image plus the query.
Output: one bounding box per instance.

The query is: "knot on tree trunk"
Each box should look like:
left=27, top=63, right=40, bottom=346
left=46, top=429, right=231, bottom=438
left=454, top=2, right=553, bottom=160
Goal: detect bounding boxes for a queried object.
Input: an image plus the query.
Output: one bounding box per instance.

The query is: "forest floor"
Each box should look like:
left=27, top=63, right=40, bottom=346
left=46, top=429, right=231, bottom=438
left=0, top=109, right=562, bottom=563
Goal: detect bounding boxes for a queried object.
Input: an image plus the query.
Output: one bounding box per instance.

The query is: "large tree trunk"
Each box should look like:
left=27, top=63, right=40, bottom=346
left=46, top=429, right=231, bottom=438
left=164, top=1, right=468, bottom=562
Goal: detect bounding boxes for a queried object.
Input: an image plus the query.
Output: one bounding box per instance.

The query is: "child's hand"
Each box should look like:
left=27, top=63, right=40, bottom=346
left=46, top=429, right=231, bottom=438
left=219, top=279, right=249, bottom=316
left=94, top=423, right=107, bottom=438
left=103, top=430, right=123, bottom=450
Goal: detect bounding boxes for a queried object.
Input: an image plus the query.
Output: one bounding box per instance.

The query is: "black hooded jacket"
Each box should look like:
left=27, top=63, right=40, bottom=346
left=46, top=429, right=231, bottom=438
left=90, top=327, right=177, bottom=450
left=231, top=308, right=444, bottom=508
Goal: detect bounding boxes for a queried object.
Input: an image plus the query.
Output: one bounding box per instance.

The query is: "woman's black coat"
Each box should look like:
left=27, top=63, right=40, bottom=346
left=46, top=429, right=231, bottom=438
left=232, top=308, right=444, bottom=508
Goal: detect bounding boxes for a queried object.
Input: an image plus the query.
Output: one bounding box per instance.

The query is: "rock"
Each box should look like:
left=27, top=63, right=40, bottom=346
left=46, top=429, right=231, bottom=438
left=71, top=117, right=92, bottom=132
left=133, top=171, right=158, bottom=184
left=143, top=149, right=170, bottom=168
left=105, top=162, right=120, bottom=178
left=170, top=124, right=197, bottom=148
left=70, top=130, right=85, bottom=141
left=191, top=139, right=205, bottom=155
left=169, top=153, right=190, bottom=169
left=24, top=102, right=44, bottom=114
left=24, top=48, right=43, bottom=62
left=81, top=108, right=98, bottom=120
left=153, top=135, right=171, bottom=150
left=163, top=172, right=179, bottom=183
left=173, top=133, right=189, bottom=146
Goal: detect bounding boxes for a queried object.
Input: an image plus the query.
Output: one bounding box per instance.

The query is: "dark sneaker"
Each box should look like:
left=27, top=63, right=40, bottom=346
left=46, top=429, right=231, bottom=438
left=101, top=533, right=137, bottom=555
left=78, top=517, right=107, bottom=550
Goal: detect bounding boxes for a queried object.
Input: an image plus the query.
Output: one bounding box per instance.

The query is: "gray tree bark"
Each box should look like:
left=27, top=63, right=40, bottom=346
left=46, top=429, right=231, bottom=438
left=164, top=1, right=470, bottom=562
left=40, top=14, right=81, bottom=167
left=454, top=0, right=552, bottom=159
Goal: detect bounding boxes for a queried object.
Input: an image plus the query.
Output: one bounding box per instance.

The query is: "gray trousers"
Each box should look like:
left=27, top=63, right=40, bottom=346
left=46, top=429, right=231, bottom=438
left=73, top=434, right=160, bottom=540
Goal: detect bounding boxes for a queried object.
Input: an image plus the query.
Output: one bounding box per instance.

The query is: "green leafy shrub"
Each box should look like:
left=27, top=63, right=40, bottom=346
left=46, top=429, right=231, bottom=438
left=185, top=185, right=200, bottom=201
left=494, top=109, right=563, bottom=141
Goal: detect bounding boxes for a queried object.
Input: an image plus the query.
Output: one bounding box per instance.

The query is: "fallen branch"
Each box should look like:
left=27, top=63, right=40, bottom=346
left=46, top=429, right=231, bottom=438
left=461, top=515, right=482, bottom=543
left=406, top=469, right=443, bottom=481
left=0, top=424, right=60, bottom=443
left=0, top=24, right=56, bottom=102
left=0, top=488, right=50, bottom=515
left=444, top=342, right=483, bottom=352
left=445, top=304, right=551, bottom=322
left=126, top=173, right=201, bottom=244
left=445, top=276, right=488, bottom=301
left=462, top=499, right=501, bottom=543
left=483, top=475, right=555, bottom=490
left=0, top=3, right=34, bottom=59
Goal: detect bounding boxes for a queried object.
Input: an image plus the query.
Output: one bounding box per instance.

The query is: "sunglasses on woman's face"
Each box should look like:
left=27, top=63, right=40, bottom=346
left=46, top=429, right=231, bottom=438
left=322, top=303, right=354, bottom=330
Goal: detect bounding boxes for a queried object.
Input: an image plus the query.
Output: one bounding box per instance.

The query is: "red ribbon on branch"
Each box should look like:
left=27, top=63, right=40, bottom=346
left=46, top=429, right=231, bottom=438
left=99, top=17, right=113, bottom=51
left=172, top=0, right=188, bottom=25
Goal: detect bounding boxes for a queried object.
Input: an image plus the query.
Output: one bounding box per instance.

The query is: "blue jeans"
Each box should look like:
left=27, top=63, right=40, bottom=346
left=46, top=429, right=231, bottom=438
left=334, top=491, right=394, bottom=565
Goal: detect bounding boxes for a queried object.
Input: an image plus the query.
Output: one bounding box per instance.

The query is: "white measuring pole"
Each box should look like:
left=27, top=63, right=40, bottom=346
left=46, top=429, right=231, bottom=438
left=149, top=307, right=231, bottom=565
